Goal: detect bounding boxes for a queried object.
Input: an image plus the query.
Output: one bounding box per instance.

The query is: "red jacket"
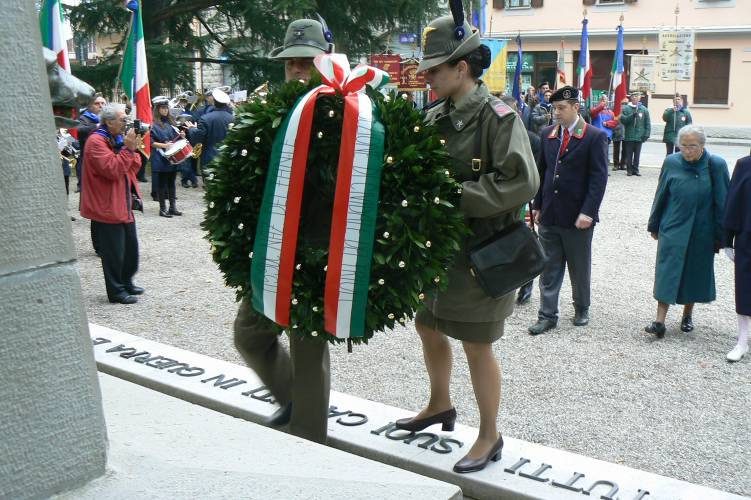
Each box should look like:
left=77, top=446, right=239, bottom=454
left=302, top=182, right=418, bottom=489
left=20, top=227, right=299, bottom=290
left=80, top=133, right=142, bottom=224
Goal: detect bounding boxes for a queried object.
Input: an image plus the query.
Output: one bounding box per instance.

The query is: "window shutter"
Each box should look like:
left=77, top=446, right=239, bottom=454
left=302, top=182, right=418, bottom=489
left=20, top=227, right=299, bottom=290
left=493, top=0, right=505, bottom=9
left=531, top=0, right=543, bottom=7
left=625, top=0, right=638, bottom=4
left=582, top=0, right=596, bottom=6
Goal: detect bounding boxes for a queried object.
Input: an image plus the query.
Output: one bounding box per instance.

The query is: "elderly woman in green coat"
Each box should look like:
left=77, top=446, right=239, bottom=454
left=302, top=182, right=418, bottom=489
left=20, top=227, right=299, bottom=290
left=646, top=125, right=729, bottom=338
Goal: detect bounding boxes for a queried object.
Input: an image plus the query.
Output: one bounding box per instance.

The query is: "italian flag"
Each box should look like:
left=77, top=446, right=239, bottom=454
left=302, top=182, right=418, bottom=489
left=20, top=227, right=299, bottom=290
left=120, top=0, right=152, bottom=155
left=611, top=24, right=626, bottom=117
left=39, top=0, right=70, bottom=70
left=578, top=18, right=592, bottom=106
left=40, top=0, right=77, bottom=136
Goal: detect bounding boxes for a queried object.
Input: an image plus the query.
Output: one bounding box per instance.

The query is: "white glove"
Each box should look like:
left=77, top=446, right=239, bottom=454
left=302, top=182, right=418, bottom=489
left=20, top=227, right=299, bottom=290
left=724, top=247, right=735, bottom=262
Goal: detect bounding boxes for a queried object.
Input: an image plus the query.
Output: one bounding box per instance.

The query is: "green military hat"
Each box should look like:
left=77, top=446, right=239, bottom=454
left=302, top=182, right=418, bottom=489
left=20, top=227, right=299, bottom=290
left=268, top=18, right=334, bottom=60
left=417, top=15, right=480, bottom=73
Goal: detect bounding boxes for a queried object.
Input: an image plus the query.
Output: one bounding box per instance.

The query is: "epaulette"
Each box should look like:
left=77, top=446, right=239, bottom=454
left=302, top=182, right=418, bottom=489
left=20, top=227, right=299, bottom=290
left=489, top=100, right=514, bottom=119
left=422, top=98, right=446, bottom=113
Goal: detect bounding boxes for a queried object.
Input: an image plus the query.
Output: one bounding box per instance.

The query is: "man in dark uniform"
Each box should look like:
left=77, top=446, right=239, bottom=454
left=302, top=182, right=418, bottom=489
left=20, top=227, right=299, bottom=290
left=529, top=86, right=608, bottom=335
left=186, top=88, right=233, bottom=175
left=231, top=17, right=334, bottom=445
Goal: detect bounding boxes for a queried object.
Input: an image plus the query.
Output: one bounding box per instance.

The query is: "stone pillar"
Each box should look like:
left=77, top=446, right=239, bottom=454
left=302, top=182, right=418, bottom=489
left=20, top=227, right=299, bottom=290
left=0, top=2, right=107, bottom=499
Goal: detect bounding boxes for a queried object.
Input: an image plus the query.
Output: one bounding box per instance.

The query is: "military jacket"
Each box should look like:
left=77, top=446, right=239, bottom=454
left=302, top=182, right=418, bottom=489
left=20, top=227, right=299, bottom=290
left=422, top=83, right=540, bottom=322
left=662, top=107, right=692, bottom=144
left=620, top=103, right=651, bottom=142
left=533, top=118, right=609, bottom=228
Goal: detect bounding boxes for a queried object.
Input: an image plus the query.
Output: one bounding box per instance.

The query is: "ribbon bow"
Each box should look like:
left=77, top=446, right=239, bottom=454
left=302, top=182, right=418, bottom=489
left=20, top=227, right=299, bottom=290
left=251, top=54, right=389, bottom=340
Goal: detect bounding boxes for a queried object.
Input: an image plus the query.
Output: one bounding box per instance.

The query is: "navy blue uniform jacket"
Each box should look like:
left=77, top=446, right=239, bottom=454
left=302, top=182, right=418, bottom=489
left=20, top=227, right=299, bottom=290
left=188, top=107, right=233, bottom=166
left=533, top=117, right=608, bottom=228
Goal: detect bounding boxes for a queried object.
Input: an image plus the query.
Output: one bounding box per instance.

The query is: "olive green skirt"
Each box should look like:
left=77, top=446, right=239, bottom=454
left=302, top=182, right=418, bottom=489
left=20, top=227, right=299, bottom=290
left=415, top=308, right=505, bottom=344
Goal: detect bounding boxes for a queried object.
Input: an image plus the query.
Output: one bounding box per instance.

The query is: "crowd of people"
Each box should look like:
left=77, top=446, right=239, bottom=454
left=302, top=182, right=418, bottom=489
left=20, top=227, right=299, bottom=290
left=59, top=11, right=749, bottom=477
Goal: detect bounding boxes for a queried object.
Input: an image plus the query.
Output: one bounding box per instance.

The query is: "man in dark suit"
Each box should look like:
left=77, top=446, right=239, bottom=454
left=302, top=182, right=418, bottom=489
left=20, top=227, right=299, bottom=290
left=528, top=86, right=608, bottom=335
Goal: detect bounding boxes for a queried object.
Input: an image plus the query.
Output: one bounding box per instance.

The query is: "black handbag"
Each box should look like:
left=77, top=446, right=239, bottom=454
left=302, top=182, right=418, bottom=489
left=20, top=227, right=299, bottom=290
left=469, top=208, right=546, bottom=298
left=465, top=103, right=546, bottom=298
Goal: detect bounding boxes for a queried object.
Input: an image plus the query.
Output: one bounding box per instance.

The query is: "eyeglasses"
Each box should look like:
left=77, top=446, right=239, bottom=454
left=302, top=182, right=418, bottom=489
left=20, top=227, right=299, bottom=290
left=679, top=144, right=701, bottom=150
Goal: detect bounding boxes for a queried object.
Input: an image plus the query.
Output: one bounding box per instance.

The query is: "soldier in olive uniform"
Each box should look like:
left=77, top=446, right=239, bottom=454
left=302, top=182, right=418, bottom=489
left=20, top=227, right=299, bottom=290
left=662, top=94, right=692, bottom=156
left=232, top=18, right=334, bottom=444
left=394, top=14, right=539, bottom=474
left=620, top=91, right=651, bottom=176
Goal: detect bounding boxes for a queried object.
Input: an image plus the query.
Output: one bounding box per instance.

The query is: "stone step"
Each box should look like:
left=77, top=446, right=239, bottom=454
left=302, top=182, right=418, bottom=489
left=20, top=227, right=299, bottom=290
left=88, top=323, right=746, bottom=500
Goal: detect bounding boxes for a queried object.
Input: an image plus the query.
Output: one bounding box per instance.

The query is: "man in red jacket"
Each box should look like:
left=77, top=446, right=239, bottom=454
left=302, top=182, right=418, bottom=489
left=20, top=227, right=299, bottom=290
left=80, top=103, right=144, bottom=304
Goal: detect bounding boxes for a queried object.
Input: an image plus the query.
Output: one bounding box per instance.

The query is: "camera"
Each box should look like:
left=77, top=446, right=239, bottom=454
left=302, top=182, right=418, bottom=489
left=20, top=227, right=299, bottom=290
left=126, top=119, right=150, bottom=135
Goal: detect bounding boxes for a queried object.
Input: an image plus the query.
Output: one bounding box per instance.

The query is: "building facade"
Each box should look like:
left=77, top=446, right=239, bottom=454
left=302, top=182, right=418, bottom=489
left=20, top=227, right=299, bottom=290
left=488, top=0, right=751, bottom=137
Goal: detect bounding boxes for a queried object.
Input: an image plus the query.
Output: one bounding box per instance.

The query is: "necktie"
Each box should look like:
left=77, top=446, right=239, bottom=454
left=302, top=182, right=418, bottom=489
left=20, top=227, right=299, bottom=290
left=560, top=127, right=570, bottom=155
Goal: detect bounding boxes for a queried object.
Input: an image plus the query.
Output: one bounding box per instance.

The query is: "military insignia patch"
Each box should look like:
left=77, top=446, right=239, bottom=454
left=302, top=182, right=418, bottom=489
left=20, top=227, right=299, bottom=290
left=491, top=101, right=513, bottom=118
left=563, top=89, right=572, bottom=99
left=293, top=23, right=313, bottom=39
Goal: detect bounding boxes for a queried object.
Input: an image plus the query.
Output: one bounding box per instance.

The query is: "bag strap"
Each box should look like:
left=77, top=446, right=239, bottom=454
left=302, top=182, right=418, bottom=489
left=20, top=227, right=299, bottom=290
left=528, top=201, right=537, bottom=235
left=472, top=105, right=487, bottom=181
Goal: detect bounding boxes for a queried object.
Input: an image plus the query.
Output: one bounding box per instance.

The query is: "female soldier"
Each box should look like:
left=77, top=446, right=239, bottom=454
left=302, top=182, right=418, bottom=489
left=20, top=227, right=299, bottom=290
left=150, top=96, right=183, bottom=217
left=394, top=15, right=539, bottom=473
left=646, top=125, right=729, bottom=338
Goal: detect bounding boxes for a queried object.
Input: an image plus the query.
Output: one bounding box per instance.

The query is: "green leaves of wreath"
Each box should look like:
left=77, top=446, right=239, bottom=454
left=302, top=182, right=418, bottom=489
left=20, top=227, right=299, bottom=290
left=202, top=78, right=469, bottom=344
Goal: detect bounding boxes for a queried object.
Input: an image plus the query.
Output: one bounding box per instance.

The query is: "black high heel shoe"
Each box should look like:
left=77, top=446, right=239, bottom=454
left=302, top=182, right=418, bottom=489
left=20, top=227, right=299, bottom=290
left=395, top=407, right=456, bottom=432
left=453, top=434, right=504, bottom=473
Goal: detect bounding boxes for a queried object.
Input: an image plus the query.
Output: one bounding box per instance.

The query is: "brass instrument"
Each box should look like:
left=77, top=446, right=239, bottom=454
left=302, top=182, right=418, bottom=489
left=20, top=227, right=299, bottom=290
left=251, top=82, right=269, bottom=101
left=192, top=143, right=202, bottom=159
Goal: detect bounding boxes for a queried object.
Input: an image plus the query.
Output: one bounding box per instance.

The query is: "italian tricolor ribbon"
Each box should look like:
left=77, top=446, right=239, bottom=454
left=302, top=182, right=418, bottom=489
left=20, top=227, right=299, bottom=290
left=251, top=54, right=389, bottom=339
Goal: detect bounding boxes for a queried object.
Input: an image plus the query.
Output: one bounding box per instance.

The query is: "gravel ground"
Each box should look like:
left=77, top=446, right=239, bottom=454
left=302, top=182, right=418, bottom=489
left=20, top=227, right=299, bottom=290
left=68, top=143, right=750, bottom=497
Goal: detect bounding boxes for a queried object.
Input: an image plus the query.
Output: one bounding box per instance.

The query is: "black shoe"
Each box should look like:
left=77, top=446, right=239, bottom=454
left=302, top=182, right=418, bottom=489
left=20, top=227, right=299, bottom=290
left=453, top=434, right=504, bottom=474
left=645, top=321, right=666, bottom=338
left=151, top=194, right=158, bottom=202
left=138, top=177, right=148, bottom=183
left=267, top=403, right=292, bottom=427
left=395, top=407, right=456, bottom=432
left=634, top=172, right=642, bottom=176
left=168, top=208, right=183, bottom=216
left=680, top=316, right=694, bottom=332
left=159, top=209, right=172, bottom=218
left=573, top=307, right=589, bottom=326
left=528, top=318, right=557, bottom=336
left=126, top=285, right=145, bottom=295
left=516, top=284, right=533, bottom=305
left=627, top=171, right=633, bottom=177
left=109, top=295, right=137, bottom=304
left=191, top=182, right=200, bottom=188
left=181, top=180, right=190, bottom=188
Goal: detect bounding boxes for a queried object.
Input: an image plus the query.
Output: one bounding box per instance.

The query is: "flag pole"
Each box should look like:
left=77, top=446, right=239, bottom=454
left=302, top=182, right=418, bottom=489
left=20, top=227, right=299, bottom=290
left=607, top=14, right=624, bottom=106
left=114, top=9, right=135, bottom=101
left=673, top=3, right=680, bottom=144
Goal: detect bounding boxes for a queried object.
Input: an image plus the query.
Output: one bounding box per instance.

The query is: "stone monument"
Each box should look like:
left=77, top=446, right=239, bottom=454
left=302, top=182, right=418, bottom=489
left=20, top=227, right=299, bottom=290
left=0, top=2, right=107, bottom=498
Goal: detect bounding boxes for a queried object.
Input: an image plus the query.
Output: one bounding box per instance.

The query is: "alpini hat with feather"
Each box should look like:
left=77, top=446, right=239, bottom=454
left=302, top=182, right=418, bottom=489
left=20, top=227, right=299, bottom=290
left=418, top=0, right=480, bottom=73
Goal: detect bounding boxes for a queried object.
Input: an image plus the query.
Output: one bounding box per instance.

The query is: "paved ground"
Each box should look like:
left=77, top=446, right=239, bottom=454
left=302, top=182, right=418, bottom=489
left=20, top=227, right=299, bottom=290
left=67, top=141, right=751, bottom=497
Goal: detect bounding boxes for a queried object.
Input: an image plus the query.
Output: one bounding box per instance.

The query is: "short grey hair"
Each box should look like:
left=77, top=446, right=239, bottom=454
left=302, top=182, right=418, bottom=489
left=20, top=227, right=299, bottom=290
left=677, top=124, right=706, bottom=146
left=99, top=103, right=125, bottom=122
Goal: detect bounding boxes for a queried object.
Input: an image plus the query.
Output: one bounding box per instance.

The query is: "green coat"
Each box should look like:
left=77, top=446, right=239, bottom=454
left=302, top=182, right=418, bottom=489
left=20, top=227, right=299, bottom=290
left=648, top=151, right=729, bottom=305
left=661, top=107, right=692, bottom=144
left=620, top=104, right=651, bottom=142
left=423, top=82, right=540, bottom=322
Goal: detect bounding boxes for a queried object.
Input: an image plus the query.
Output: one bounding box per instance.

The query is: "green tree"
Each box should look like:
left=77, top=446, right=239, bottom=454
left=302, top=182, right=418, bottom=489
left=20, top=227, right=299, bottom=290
left=68, top=0, right=443, bottom=94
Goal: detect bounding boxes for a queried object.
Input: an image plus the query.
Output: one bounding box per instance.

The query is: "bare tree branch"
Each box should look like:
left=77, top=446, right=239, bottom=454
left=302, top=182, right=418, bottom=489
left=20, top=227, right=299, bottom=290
left=196, top=13, right=233, bottom=55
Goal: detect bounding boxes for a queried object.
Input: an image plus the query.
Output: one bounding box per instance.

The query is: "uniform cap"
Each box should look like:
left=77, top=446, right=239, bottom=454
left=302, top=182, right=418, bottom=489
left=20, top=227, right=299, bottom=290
left=268, top=19, right=333, bottom=60
left=549, top=86, right=579, bottom=103
left=151, top=95, right=169, bottom=106
left=211, top=88, right=230, bottom=104
left=417, top=16, right=480, bottom=73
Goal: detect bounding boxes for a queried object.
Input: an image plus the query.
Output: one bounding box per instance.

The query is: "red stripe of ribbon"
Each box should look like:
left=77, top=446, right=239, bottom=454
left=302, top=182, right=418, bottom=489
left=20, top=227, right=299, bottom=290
left=275, top=88, right=325, bottom=325
left=324, top=94, right=361, bottom=335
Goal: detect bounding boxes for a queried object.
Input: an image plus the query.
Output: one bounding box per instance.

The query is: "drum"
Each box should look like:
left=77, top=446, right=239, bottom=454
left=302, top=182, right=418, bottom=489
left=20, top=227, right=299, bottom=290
left=162, top=139, right=193, bottom=165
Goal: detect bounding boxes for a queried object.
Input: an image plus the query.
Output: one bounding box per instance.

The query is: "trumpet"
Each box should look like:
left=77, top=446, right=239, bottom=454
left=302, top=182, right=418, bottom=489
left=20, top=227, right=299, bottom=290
left=169, top=90, right=195, bottom=110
